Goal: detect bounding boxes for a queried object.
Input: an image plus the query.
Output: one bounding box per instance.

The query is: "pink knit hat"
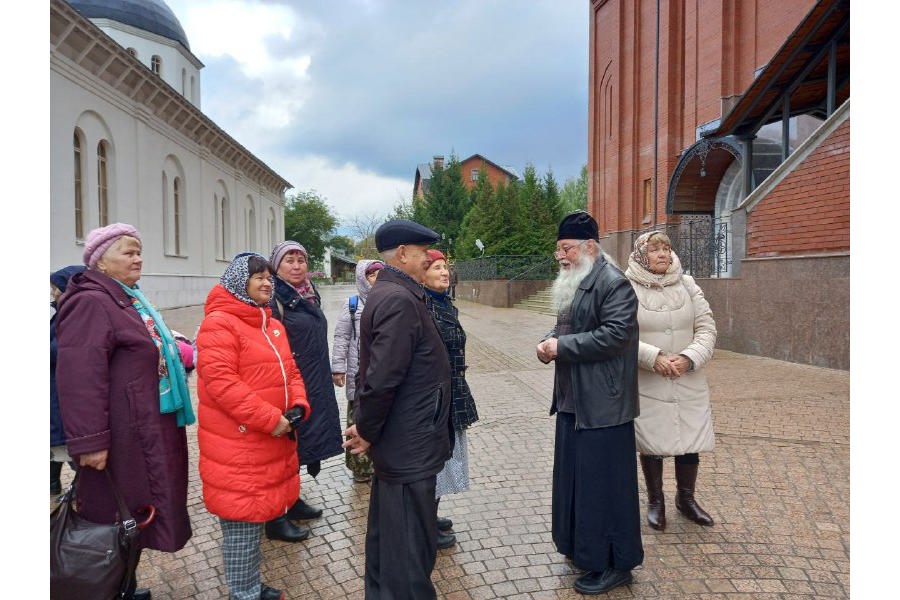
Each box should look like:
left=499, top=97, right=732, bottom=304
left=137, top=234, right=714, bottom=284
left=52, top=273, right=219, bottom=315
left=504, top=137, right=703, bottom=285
left=83, top=223, right=141, bottom=269
left=270, top=240, right=307, bottom=271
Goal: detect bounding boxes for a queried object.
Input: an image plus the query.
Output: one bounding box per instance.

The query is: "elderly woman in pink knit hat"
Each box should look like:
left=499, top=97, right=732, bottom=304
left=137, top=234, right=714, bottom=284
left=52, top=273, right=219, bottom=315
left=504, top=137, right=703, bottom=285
left=55, top=223, right=194, bottom=600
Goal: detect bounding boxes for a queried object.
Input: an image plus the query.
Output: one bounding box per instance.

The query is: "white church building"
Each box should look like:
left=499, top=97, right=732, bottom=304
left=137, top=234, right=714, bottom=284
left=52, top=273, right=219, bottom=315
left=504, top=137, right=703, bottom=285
left=50, top=0, right=292, bottom=308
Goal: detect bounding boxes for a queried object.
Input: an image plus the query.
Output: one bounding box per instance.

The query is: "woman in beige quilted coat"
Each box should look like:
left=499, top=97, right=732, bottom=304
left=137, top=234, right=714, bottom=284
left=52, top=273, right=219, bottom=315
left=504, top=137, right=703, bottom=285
left=625, top=231, right=717, bottom=530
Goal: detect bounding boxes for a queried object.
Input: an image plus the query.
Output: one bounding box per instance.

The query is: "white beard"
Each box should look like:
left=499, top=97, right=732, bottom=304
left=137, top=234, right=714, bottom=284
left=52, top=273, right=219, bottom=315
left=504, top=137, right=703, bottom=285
left=551, top=254, right=597, bottom=313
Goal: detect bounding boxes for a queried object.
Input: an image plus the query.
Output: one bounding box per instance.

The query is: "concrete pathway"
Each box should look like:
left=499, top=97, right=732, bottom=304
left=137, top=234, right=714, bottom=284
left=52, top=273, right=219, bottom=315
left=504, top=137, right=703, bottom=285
left=58, top=283, right=849, bottom=599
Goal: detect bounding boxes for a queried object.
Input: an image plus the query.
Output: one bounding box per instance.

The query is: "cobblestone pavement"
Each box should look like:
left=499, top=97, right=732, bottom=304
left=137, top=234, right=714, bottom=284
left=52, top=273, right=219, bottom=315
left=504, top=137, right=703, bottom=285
left=58, top=284, right=849, bottom=599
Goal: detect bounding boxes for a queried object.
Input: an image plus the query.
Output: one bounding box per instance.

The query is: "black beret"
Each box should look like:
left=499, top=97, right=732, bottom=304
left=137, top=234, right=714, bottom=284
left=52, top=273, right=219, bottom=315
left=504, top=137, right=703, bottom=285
left=557, top=211, right=599, bottom=241
left=375, top=219, right=441, bottom=252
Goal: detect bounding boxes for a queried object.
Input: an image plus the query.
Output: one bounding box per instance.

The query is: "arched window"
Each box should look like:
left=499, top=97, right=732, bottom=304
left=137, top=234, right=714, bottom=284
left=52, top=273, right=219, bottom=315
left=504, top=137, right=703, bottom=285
left=97, top=141, right=109, bottom=226
left=181, top=68, right=187, bottom=96
left=73, top=131, right=84, bottom=240
left=151, top=55, right=161, bottom=75
left=162, top=156, right=187, bottom=256
left=173, top=177, right=182, bottom=255
left=267, top=208, right=277, bottom=252
left=245, top=196, right=256, bottom=251
left=190, top=76, right=196, bottom=102
left=215, top=192, right=230, bottom=260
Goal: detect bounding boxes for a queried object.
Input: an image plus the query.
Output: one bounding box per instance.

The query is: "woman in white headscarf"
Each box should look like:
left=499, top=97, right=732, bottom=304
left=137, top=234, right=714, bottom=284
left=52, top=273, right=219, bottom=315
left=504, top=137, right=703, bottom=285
left=625, top=231, right=717, bottom=531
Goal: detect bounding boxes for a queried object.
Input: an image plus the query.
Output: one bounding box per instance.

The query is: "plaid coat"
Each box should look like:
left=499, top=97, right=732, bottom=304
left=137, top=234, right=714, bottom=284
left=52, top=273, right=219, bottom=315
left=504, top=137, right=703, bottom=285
left=424, top=292, right=479, bottom=431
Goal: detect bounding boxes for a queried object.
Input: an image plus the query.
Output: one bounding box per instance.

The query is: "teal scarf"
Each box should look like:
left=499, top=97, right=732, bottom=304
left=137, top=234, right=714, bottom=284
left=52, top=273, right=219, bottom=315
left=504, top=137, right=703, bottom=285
left=117, top=282, right=196, bottom=426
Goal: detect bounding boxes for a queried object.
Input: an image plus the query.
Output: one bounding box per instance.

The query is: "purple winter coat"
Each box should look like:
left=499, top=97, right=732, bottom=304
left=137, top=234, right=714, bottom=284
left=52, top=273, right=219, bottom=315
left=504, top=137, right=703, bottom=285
left=55, top=269, right=192, bottom=552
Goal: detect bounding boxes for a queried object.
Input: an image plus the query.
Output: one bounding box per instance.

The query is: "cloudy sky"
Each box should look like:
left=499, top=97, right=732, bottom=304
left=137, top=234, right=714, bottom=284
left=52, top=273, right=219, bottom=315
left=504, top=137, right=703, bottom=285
left=164, top=0, right=588, bottom=225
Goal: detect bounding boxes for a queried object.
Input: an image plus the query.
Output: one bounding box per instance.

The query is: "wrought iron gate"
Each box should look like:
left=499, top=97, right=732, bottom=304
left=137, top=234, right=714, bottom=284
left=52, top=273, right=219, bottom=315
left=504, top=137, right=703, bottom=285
left=634, top=216, right=731, bottom=278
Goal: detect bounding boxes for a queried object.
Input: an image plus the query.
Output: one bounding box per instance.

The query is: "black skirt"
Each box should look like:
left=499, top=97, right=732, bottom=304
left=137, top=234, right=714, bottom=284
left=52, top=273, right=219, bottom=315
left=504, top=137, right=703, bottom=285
left=552, top=412, right=644, bottom=572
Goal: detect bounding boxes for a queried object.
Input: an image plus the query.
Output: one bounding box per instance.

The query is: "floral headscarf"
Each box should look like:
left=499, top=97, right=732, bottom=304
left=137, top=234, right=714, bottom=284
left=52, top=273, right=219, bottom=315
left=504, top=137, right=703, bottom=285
left=630, top=231, right=671, bottom=271
left=221, top=252, right=269, bottom=306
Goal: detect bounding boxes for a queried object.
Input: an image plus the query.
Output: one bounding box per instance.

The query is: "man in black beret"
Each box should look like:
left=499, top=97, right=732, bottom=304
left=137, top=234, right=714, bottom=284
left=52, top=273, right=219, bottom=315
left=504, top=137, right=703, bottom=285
left=535, top=211, right=644, bottom=595
left=343, top=219, right=453, bottom=599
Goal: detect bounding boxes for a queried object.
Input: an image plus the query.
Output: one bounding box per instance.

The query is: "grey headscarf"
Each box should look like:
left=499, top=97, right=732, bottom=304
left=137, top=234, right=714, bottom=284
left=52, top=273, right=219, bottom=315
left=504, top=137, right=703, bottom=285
left=355, top=259, right=383, bottom=303
left=220, top=252, right=269, bottom=306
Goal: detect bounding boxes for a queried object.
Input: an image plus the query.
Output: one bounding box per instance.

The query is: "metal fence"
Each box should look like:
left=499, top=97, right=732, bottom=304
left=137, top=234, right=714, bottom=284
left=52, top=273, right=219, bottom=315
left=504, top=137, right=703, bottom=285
left=455, top=255, right=558, bottom=281
left=634, top=216, right=731, bottom=278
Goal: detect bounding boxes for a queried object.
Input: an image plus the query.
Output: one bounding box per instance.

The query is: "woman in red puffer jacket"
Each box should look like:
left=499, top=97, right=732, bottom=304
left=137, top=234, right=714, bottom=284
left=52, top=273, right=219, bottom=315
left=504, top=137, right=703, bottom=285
left=196, top=253, right=310, bottom=600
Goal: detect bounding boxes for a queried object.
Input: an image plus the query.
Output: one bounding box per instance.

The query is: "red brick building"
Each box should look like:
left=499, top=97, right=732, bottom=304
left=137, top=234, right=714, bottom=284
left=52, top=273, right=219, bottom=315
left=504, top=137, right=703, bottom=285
left=414, top=154, right=518, bottom=198
left=589, top=0, right=849, bottom=368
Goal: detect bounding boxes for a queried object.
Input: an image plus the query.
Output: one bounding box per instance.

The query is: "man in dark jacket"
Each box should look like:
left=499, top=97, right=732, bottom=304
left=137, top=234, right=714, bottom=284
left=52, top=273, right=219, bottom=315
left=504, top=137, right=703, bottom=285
left=536, top=211, right=644, bottom=595
left=343, top=219, right=452, bottom=600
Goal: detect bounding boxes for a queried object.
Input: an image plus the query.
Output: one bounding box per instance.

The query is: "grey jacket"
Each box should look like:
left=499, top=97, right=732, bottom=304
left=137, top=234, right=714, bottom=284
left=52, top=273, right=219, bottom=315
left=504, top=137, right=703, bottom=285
left=330, top=260, right=378, bottom=403
left=547, top=255, right=640, bottom=430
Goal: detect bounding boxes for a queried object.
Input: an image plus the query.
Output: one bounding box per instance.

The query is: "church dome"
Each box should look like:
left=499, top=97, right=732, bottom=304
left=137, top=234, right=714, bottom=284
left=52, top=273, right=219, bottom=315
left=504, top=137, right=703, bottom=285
left=68, top=0, right=191, bottom=51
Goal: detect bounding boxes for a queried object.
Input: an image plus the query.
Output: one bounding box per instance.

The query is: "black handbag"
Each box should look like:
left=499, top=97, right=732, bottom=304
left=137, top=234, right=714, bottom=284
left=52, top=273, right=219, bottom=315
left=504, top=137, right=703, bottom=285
left=50, top=469, right=155, bottom=600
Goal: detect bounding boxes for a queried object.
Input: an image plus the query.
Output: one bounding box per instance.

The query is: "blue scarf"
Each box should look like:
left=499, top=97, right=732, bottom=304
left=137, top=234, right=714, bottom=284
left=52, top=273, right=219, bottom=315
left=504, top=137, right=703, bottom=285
left=117, top=282, right=196, bottom=427
left=425, top=287, right=450, bottom=306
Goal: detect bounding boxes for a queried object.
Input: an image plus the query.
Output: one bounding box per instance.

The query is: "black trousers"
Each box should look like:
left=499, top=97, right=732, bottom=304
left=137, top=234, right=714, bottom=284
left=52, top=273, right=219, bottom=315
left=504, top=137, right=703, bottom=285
left=365, top=474, right=438, bottom=600
left=552, top=413, right=644, bottom=572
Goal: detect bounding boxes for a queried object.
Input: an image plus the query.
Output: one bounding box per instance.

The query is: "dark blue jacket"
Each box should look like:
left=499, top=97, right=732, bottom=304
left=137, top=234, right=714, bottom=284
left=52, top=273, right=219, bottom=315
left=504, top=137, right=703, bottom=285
left=271, top=277, right=343, bottom=468
left=50, top=312, right=65, bottom=447
left=50, top=265, right=85, bottom=447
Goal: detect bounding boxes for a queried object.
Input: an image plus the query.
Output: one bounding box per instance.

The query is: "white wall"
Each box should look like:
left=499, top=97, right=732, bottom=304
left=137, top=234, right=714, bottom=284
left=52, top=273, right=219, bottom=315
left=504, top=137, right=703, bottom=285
left=51, top=60, right=285, bottom=308
left=91, top=19, right=202, bottom=107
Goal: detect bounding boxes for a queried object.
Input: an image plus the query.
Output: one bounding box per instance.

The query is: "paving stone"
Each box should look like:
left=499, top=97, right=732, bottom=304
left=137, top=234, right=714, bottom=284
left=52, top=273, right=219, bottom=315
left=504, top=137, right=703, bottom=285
left=52, top=285, right=847, bottom=599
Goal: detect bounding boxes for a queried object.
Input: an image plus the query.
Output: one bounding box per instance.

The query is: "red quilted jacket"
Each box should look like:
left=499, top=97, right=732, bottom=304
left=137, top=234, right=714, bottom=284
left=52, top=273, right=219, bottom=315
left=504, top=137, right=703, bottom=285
left=196, top=284, right=310, bottom=522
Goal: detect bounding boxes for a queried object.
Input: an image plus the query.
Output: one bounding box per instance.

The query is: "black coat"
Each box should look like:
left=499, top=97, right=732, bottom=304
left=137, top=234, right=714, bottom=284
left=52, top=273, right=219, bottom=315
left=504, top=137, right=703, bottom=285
left=549, top=256, right=640, bottom=430
left=424, top=291, right=478, bottom=431
left=271, top=277, right=342, bottom=467
left=356, top=266, right=453, bottom=484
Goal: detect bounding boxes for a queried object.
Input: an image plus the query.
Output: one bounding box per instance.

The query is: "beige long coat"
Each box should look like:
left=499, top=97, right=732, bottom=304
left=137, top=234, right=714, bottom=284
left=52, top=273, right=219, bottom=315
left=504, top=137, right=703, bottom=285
left=625, top=252, right=717, bottom=456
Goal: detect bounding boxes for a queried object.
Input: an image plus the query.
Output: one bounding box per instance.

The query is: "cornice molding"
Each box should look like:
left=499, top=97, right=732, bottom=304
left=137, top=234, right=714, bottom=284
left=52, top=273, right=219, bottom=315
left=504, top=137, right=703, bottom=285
left=50, top=0, right=291, bottom=196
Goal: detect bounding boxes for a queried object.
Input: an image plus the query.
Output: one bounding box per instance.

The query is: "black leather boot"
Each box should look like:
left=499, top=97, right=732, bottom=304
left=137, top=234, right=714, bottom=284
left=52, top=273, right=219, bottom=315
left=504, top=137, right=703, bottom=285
left=435, top=498, right=452, bottom=531
left=285, top=498, right=323, bottom=521
left=260, top=584, right=284, bottom=600
left=437, top=530, right=457, bottom=549
left=264, top=516, right=310, bottom=542
left=674, top=462, right=714, bottom=526
left=639, top=454, right=666, bottom=530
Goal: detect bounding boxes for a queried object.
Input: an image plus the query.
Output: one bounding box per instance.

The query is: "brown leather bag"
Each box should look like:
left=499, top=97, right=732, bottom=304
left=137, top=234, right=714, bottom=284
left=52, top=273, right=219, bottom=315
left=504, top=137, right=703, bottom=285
left=50, top=469, right=154, bottom=600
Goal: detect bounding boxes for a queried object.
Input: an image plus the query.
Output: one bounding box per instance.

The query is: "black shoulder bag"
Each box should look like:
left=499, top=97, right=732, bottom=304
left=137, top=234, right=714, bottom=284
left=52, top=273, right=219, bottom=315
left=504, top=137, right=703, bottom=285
left=50, top=469, right=155, bottom=600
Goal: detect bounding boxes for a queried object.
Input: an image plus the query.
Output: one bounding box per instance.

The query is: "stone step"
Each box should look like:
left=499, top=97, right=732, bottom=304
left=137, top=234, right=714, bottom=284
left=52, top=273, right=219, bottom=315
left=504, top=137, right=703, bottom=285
left=514, top=284, right=556, bottom=315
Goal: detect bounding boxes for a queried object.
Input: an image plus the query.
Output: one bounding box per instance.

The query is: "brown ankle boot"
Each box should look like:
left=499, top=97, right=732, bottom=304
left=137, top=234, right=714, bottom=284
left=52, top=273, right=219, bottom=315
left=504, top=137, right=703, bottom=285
left=674, top=462, right=714, bottom=526
left=639, top=455, right=666, bottom=530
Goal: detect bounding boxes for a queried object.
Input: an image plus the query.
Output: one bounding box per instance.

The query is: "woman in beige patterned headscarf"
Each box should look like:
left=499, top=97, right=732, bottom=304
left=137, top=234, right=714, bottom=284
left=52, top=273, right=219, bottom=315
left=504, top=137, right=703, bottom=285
left=625, top=231, right=718, bottom=531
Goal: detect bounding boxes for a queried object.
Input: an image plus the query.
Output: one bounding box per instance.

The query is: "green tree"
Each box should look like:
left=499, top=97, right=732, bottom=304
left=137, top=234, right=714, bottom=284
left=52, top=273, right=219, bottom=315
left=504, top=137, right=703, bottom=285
left=283, top=189, right=339, bottom=270
left=456, top=167, right=495, bottom=259
left=387, top=197, right=415, bottom=221
left=327, top=234, right=356, bottom=257
left=491, top=181, right=526, bottom=255
left=510, top=164, right=560, bottom=255
left=420, top=153, right=471, bottom=250
left=559, top=164, right=588, bottom=214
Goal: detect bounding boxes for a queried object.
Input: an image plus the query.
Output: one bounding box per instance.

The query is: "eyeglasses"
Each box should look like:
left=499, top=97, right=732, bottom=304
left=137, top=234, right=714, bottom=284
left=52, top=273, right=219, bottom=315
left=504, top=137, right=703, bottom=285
left=553, top=240, right=587, bottom=258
